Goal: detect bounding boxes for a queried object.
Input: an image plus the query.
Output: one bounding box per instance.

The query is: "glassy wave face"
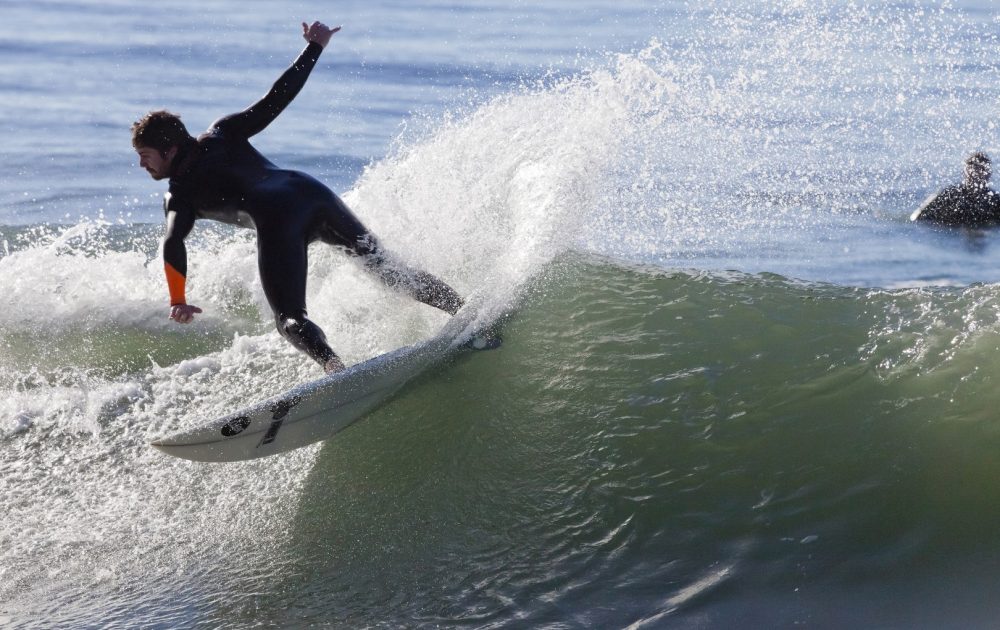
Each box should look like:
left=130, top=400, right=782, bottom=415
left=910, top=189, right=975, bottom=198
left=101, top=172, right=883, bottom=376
left=5, top=254, right=1000, bottom=627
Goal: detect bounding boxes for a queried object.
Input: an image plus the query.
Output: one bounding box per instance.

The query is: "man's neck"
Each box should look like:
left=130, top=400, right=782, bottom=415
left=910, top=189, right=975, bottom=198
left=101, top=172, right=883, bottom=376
left=169, top=141, right=197, bottom=179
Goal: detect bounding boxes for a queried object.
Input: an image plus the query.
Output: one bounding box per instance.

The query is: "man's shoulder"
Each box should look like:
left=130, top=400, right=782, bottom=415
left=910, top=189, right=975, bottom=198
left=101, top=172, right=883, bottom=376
left=924, top=184, right=963, bottom=204
left=202, top=113, right=250, bottom=141
left=166, top=168, right=203, bottom=207
left=912, top=183, right=1000, bottom=227
left=197, top=125, right=224, bottom=142
left=163, top=187, right=193, bottom=210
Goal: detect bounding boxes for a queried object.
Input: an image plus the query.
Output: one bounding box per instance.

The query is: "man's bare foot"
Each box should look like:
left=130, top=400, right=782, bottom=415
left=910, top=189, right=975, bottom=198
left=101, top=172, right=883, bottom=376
left=324, top=356, right=346, bottom=374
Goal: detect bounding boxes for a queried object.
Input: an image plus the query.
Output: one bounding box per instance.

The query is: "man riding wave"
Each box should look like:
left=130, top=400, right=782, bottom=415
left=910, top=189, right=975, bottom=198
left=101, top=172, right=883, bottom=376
left=133, top=21, right=463, bottom=373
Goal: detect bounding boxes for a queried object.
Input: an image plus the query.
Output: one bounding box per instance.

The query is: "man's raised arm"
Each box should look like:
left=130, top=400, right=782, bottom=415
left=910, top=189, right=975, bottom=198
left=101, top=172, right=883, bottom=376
left=211, top=21, right=341, bottom=139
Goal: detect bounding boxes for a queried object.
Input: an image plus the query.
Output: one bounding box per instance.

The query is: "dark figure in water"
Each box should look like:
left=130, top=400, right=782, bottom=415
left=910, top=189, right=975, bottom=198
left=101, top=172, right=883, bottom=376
left=911, top=152, right=1000, bottom=227
left=132, top=21, right=463, bottom=373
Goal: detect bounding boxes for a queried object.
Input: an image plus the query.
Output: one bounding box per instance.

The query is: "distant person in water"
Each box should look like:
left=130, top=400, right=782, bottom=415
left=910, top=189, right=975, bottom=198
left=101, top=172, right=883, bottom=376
left=132, top=21, right=463, bottom=373
left=911, top=151, right=1000, bottom=227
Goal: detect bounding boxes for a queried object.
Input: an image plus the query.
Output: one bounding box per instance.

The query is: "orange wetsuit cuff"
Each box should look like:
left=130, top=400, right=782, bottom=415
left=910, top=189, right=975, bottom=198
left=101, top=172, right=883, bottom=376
left=164, top=262, right=187, bottom=306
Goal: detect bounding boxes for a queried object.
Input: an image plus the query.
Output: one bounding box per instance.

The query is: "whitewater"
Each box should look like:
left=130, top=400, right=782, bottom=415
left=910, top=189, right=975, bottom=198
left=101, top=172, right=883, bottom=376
left=5, top=1, right=1000, bottom=627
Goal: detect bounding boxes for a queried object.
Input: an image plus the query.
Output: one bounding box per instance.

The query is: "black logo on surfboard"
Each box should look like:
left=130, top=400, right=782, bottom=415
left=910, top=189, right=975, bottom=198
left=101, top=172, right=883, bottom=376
left=221, top=416, right=252, bottom=437
left=257, top=395, right=302, bottom=447
left=270, top=397, right=300, bottom=420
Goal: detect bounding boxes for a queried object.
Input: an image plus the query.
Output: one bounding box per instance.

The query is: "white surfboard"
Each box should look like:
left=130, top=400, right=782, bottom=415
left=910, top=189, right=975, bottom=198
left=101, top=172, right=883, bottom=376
left=151, top=305, right=498, bottom=463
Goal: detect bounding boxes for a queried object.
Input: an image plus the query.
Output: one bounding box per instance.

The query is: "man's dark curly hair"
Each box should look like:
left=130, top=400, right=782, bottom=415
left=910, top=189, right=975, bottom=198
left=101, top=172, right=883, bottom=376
left=131, top=110, right=194, bottom=154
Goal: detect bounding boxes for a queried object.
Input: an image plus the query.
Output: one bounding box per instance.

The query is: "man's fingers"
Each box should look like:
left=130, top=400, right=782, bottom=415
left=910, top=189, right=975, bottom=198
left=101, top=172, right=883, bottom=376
left=169, top=305, right=201, bottom=323
left=303, top=20, right=340, bottom=32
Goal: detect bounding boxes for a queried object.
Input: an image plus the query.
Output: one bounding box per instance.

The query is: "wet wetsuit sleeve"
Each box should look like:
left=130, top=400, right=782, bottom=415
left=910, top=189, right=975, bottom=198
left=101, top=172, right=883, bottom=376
left=211, top=42, right=324, bottom=139
left=162, top=194, right=196, bottom=306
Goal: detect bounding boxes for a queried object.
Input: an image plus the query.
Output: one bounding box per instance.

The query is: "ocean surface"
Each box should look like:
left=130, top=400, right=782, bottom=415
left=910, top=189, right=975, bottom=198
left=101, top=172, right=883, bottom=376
left=5, top=0, right=1000, bottom=627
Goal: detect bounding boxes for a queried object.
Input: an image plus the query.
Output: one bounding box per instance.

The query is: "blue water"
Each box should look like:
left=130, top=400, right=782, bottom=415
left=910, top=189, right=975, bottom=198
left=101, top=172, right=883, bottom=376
left=5, top=0, right=1000, bottom=287
left=6, top=1, right=1000, bottom=627
left=1, top=0, right=673, bottom=222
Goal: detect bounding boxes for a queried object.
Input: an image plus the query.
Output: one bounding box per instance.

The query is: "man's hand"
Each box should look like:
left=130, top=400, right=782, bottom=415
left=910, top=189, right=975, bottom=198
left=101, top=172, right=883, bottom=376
left=302, top=21, right=341, bottom=48
left=170, top=304, right=203, bottom=324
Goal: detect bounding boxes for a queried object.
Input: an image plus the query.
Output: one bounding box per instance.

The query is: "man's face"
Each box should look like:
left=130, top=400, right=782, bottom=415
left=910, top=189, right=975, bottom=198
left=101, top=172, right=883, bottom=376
left=136, top=146, right=176, bottom=180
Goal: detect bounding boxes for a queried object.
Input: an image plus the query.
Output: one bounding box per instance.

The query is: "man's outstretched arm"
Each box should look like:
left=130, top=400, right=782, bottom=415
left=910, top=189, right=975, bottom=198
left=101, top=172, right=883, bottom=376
left=211, top=21, right=341, bottom=139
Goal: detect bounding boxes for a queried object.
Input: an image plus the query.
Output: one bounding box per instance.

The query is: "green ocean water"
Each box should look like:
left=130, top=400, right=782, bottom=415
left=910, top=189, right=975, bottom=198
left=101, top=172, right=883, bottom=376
left=6, top=254, right=1000, bottom=627
left=283, top=256, right=1000, bottom=627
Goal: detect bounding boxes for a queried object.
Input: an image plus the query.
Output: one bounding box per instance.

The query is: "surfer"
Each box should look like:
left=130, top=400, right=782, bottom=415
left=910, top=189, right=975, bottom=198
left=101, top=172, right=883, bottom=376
left=910, top=151, right=1000, bottom=227
left=132, top=21, right=464, bottom=374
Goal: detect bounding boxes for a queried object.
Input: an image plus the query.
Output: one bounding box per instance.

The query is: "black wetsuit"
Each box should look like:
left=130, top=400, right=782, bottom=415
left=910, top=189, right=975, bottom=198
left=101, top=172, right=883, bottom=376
left=162, top=42, right=461, bottom=367
left=911, top=183, right=1000, bottom=227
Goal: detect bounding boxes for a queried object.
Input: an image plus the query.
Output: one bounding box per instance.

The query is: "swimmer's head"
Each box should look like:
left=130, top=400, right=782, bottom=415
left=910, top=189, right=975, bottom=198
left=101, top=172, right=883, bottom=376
left=131, top=110, right=193, bottom=153
left=964, top=151, right=991, bottom=186
left=131, top=110, right=195, bottom=180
